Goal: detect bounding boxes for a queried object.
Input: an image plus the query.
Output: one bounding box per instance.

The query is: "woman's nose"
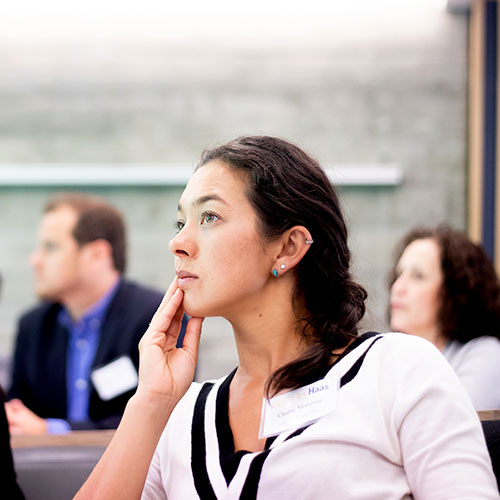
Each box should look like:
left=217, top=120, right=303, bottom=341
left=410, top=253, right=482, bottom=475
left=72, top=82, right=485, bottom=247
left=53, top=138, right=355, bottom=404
left=169, top=228, right=195, bottom=258
left=391, top=274, right=406, bottom=296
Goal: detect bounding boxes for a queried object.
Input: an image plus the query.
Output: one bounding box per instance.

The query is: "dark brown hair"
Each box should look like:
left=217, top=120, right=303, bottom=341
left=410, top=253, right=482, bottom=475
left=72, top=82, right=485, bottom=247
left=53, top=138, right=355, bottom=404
left=198, top=136, right=367, bottom=395
left=389, top=224, right=500, bottom=343
left=44, top=192, right=127, bottom=273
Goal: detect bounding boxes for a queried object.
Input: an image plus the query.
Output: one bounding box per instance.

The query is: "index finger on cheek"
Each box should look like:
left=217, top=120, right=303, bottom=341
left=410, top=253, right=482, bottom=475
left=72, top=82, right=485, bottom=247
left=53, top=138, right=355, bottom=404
left=151, top=288, right=184, bottom=332
left=162, top=276, right=179, bottom=305
left=150, top=277, right=179, bottom=323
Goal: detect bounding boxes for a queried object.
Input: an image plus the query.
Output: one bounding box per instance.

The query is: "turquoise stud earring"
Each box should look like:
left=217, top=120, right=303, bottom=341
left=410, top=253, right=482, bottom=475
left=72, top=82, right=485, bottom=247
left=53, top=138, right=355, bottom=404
left=272, top=269, right=279, bottom=277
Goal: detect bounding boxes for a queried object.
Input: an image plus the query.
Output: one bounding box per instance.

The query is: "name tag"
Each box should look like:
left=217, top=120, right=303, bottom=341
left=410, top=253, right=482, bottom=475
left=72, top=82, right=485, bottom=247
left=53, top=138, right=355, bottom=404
left=91, top=356, right=138, bottom=401
left=258, top=375, right=339, bottom=438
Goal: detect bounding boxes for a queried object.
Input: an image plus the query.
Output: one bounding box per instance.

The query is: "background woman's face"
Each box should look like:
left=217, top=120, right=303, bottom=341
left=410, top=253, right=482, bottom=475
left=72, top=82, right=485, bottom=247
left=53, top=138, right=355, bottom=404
left=169, top=160, right=277, bottom=319
left=390, top=238, right=443, bottom=344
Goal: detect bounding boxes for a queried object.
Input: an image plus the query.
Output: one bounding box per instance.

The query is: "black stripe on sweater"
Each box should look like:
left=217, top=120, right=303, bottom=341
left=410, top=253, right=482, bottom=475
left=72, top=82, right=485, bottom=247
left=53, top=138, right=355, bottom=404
left=191, top=382, right=218, bottom=500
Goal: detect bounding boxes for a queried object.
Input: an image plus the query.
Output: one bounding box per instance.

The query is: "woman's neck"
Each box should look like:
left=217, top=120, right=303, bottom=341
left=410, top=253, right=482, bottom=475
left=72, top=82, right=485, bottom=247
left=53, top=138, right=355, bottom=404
left=433, top=334, right=448, bottom=351
left=230, top=310, right=311, bottom=384
left=410, top=325, right=447, bottom=351
left=216, top=275, right=311, bottom=385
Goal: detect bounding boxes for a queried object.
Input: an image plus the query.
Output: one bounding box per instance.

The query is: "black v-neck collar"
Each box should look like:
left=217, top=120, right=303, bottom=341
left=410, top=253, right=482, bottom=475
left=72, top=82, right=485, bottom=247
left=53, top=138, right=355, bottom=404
left=213, top=332, right=380, bottom=485
left=215, top=368, right=278, bottom=485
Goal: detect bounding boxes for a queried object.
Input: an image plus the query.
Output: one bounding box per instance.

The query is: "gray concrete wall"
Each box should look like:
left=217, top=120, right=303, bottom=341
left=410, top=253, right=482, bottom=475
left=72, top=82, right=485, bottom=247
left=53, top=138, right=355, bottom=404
left=0, top=8, right=467, bottom=382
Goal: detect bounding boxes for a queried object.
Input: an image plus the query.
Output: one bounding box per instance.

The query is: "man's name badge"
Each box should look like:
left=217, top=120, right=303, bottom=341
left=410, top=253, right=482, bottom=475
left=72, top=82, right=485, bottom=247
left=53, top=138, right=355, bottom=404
left=91, top=355, right=138, bottom=401
left=258, top=375, right=339, bottom=439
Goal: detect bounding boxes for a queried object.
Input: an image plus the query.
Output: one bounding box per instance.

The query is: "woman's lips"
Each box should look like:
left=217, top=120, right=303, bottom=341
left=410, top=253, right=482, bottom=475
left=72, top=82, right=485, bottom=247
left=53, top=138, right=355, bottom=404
left=177, top=270, right=198, bottom=287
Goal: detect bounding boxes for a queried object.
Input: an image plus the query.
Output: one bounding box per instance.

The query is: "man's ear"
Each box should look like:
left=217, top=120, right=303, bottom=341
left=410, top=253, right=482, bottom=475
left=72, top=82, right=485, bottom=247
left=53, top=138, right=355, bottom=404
left=82, top=239, right=113, bottom=267
left=272, top=226, right=313, bottom=276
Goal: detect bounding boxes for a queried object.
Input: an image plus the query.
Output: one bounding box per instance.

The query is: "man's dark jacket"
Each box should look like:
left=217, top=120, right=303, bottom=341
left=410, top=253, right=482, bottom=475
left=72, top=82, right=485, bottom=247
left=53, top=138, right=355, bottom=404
left=7, top=280, right=163, bottom=430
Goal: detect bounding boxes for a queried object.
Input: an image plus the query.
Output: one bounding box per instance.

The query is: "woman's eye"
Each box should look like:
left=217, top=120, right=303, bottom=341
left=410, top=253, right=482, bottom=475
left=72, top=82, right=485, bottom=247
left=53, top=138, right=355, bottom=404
left=200, top=212, right=219, bottom=225
left=175, top=220, right=185, bottom=232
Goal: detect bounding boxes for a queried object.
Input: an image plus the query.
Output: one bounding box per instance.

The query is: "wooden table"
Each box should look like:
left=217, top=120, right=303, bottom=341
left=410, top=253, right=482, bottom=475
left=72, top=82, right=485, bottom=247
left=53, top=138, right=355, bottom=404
left=9, top=412, right=500, bottom=446
left=11, top=429, right=115, bottom=448
left=478, top=410, right=500, bottom=421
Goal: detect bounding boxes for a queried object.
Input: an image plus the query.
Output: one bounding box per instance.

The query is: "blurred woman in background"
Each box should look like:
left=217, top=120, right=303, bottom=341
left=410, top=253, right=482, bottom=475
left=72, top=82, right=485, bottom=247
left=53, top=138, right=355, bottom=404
left=389, top=224, right=500, bottom=410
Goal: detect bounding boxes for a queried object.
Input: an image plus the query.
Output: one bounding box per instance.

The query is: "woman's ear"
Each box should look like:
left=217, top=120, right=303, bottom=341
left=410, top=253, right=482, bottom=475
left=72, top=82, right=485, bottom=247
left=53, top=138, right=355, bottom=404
left=272, top=226, right=313, bottom=276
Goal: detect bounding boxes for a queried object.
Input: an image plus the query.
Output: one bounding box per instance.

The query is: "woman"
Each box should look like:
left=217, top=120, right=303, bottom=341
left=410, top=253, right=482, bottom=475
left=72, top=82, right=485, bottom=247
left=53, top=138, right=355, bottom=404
left=76, top=137, right=497, bottom=499
left=390, top=225, right=500, bottom=410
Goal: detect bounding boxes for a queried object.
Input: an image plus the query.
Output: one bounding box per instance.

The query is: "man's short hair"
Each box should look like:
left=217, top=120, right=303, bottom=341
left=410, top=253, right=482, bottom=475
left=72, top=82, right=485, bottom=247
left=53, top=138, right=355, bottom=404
left=44, top=192, right=127, bottom=273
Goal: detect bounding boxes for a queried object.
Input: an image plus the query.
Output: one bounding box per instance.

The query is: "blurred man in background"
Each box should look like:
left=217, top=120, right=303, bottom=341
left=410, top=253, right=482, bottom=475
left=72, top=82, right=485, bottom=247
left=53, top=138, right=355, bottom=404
left=6, top=192, right=164, bottom=434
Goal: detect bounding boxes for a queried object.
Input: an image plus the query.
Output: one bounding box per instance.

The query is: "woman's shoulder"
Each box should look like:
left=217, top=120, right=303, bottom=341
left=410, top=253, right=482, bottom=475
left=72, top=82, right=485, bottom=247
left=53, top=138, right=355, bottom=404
left=354, top=331, right=442, bottom=358
left=464, top=335, right=500, bottom=350
left=445, top=335, right=500, bottom=360
left=350, top=331, right=457, bottom=381
left=334, top=331, right=449, bottom=382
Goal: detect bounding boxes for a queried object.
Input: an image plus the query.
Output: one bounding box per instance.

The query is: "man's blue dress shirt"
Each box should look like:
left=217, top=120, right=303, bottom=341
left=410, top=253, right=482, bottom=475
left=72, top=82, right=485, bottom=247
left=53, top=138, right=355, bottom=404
left=46, top=279, right=121, bottom=434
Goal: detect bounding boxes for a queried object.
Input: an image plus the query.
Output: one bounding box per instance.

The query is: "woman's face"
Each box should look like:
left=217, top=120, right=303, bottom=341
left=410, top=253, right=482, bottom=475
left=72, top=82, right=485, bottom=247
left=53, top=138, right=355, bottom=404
left=390, top=238, right=443, bottom=345
left=169, top=160, right=277, bottom=319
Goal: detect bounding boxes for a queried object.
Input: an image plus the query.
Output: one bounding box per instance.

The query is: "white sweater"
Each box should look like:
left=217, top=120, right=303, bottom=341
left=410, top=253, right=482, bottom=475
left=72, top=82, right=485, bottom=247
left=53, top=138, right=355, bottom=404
left=142, top=333, right=498, bottom=499
left=442, top=335, right=500, bottom=410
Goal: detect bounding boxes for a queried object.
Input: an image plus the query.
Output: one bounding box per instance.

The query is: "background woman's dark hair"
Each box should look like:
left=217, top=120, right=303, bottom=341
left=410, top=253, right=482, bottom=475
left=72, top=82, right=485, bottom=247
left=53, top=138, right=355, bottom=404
left=388, top=224, right=500, bottom=343
left=198, top=136, right=367, bottom=395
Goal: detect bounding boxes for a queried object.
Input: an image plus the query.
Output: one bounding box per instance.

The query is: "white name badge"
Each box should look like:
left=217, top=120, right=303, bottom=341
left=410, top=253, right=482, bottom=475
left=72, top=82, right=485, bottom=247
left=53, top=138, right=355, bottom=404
left=90, top=355, right=139, bottom=401
left=258, top=375, right=339, bottom=439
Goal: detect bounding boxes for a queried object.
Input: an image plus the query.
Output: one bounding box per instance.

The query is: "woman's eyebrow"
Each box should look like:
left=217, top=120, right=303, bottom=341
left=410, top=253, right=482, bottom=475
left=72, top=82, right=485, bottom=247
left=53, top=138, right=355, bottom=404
left=177, top=194, right=229, bottom=212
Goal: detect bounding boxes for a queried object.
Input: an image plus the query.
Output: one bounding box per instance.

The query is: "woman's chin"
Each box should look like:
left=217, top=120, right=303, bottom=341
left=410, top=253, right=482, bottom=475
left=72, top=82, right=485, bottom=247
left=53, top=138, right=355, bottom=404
left=182, top=294, right=228, bottom=319
left=390, top=321, right=405, bottom=333
left=183, top=300, right=210, bottom=319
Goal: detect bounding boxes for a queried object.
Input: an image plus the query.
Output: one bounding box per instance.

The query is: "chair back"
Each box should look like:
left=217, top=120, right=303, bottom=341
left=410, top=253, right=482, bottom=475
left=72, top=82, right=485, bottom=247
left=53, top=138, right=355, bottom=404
left=481, top=420, right=500, bottom=491
left=13, top=446, right=104, bottom=500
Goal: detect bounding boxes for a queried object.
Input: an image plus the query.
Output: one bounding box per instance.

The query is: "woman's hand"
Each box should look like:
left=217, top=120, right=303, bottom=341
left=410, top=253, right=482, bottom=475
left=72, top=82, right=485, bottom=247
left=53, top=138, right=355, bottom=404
left=137, top=277, right=204, bottom=407
left=74, top=278, right=202, bottom=500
